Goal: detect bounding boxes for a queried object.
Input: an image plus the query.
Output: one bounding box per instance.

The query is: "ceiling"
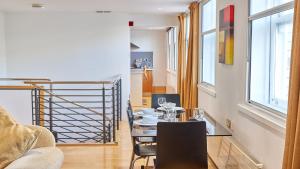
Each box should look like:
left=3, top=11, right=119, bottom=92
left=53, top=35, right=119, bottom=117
left=0, top=0, right=194, bottom=14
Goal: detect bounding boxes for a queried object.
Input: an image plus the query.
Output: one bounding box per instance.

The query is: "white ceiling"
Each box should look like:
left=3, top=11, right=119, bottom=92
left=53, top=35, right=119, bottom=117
left=0, top=0, right=193, bottom=14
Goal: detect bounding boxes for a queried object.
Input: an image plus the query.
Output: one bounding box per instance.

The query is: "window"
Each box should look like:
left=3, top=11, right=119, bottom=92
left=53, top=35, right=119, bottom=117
left=167, top=27, right=177, bottom=71
left=201, top=0, right=216, bottom=86
left=249, top=0, right=294, bottom=114
left=185, top=14, right=190, bottom=62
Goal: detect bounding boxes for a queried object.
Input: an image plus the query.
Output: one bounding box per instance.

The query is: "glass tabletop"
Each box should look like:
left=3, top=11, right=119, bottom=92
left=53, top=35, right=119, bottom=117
left=131, top=113, right=232, bottom=137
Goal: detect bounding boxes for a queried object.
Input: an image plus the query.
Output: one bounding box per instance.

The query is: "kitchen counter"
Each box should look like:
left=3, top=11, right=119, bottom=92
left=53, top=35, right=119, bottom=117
left=131, top=68, right=153, bottom=71
left=130, top=68, right=153, bottom=107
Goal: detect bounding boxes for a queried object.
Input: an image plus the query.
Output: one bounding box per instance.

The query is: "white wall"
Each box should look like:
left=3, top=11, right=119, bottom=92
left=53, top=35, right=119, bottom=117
left=0, top=91, right=32, bottom=124
left=1, top=12, right=130, bottom=123
left=129, top=14, right=178, bottom=29
left=198, top=1, right=285, bottom=169
left=0, top=12, right=6, bottom=78
left=130, top=29, right=167, bottom=87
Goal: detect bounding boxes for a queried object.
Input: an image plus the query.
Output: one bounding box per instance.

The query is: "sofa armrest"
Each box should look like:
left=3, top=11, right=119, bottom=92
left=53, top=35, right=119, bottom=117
left=26, top=125, right=56, bottom=148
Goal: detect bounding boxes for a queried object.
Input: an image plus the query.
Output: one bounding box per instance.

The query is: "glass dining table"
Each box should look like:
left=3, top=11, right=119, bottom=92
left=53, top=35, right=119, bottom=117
left=131, top=111, right=232, bottom=138
left=131, top=109, right=232, bottom=168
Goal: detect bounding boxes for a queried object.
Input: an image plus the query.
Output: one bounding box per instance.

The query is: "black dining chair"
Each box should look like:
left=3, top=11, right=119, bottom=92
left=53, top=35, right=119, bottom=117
left=127, top=102, right=156, bottom=144
left=151, top=94, right=181, bottom=109
left=127, top=102, right=157, bottom=169
left=152, top=94, right=182, bottom=119
left=155, top=121, right=208, bottom=169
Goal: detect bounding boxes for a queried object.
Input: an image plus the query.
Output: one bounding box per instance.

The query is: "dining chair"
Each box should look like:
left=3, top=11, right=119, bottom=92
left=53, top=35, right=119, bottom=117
left=151, top=94, right=182, bottom=119
left=127, top=102, right=157, bottom=169
left=151, top=94, right=181, bottom=109
left=155, top=121, right=208, bottom=169
left=127, top=102, right=156, bottom=144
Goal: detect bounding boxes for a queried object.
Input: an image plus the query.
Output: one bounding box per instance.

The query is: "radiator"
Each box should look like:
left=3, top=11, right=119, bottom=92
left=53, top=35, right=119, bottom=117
left=208, top=137, right=264, bottom=169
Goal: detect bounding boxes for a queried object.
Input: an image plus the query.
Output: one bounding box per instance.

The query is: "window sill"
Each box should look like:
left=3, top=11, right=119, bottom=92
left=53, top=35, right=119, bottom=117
left=198, top=84, right=216, bottom=97
left=238, top=103, right=286, bottom=133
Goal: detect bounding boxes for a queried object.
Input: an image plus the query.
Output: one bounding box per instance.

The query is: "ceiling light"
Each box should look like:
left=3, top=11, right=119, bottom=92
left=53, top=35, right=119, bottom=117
left=32, top=3, right=45, bottom=9
left=157, top=8, right=163, bottom=10
left=96, top=11, right=112, bottom=13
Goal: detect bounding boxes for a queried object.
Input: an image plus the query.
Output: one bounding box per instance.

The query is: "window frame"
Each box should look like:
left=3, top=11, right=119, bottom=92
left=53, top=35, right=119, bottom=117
left=247, top=0, right=294, bottom=116
left=167, top=27, right=178, bottom=72
left=200, top=0, right=217, bottom=87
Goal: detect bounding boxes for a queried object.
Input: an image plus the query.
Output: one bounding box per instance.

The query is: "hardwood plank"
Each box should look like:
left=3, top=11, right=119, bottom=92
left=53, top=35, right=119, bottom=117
left=58, top=121, right=138, bottom=169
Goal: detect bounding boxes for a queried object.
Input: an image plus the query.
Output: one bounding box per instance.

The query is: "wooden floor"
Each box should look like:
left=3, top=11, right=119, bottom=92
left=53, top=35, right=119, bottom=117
left=57, top=120, right=217, bottom=169
left=58, top=121, right=135, bottom=169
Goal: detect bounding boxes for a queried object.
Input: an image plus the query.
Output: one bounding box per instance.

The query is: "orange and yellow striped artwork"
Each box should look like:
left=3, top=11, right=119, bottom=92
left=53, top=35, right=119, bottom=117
left=219, top=5, right=234, bottom=65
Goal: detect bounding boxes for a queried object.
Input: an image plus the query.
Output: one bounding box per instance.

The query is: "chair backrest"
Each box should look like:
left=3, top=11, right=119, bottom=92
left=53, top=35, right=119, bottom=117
left=156, top=122, right=208, bottom=169
left=151, top=94, right=181, bottom=109
left=127, top=101, right=134, bottom=130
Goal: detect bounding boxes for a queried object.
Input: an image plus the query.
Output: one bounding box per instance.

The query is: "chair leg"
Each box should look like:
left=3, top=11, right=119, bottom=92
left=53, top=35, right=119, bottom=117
left=130, top=151, right=135, bottom=169
left=131, top=157, right=144, bottom=169
left=145, top=156, right=150, bottom=167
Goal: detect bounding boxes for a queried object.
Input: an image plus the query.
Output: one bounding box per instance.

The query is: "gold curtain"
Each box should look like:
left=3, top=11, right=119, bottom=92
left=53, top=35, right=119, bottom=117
left=282, top=1, right=300, bottom=168
left=183, top=2, right=199, bottom=118
left=177, top=14, right=186, bottom=105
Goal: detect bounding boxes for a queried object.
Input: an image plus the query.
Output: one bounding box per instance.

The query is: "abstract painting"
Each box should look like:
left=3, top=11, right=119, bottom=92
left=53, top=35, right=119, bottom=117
left=219, top=5, right=234, bottom=65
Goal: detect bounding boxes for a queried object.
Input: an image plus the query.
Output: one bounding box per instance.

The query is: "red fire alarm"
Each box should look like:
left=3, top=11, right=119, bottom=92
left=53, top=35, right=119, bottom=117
left=129, top=21, right=134, bottom=27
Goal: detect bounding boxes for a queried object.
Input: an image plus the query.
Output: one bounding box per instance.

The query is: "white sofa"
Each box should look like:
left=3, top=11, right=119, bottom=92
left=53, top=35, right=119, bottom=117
left=5, top=126, right=64, bottom=169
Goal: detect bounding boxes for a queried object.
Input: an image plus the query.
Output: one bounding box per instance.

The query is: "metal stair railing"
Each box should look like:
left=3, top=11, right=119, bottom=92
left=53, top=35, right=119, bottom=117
left=31, top=86, right=112, bottom=143
left=0, top=77, right=122, bottom=144
left=26, top=77, right=122, bottom=144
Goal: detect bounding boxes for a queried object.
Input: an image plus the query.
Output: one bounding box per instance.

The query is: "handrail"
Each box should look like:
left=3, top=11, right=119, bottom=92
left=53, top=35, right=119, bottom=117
left=0, top=75, right=121, bottom=85
left=24, top=75, right=122, bottom=85
left=0, top=78, right=51, bottom=90
left=24, top=81, right=116, bottom=85
left=0, top=86, right=37, bottom=90
left=0, top=78, right=51, bottom=81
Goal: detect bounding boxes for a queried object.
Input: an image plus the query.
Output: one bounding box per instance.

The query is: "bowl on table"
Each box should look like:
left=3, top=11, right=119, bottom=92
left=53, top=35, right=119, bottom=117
left=142, top=108, right=155, bottom=115
left=142, top=115, right=158, bottom=124
left=163, top=102, right=176, bottom=109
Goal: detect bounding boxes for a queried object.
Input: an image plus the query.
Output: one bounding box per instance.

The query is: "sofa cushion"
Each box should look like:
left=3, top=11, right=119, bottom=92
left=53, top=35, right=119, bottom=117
left=0, top=107, right=41, bottom=168
left=5, top=147, right=64, bottom=169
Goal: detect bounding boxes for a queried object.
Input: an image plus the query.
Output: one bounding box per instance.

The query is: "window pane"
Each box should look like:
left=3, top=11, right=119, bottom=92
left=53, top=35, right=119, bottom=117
left=250, top=0, right=292, bottom=15
left=202, top=0, right=216, bottom=32
left=185, top=15, right=190, bottom=63
left=250, top=16, right=271, bottom=106
left=186, top=15, right=190, bottom=40
left=250, top=9, right=293, bottom=113
left=168, top=31, right=172, bottom=45
left=202, top=32, right=216, bottom=85
left=167, top=28, right=177, bottom=71
left=174, top=28, right=178, bottom=70
left=270, top=9, right=293, bottom=111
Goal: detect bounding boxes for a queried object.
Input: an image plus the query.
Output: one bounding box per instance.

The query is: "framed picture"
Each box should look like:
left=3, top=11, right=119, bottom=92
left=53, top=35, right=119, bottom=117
left=219, top=5, right=234, bottom=65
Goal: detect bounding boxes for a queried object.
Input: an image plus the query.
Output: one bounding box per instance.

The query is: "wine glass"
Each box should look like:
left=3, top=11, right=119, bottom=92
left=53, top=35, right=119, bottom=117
left=193, top=108, right=205, bottom=120
left=166, top=108, right=176, bottom=122
left=158, top=97, right=167, bottom=107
